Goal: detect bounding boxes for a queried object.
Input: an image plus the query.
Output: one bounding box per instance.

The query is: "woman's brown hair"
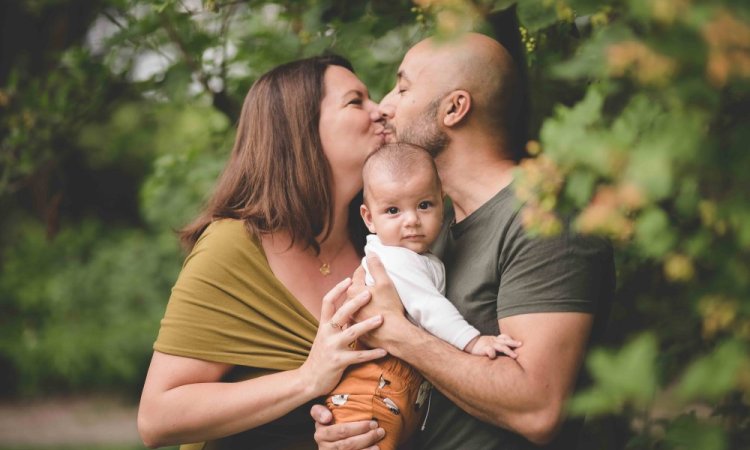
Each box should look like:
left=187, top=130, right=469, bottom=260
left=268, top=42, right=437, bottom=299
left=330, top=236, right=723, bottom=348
left=180, top=55, right=365, bottom=253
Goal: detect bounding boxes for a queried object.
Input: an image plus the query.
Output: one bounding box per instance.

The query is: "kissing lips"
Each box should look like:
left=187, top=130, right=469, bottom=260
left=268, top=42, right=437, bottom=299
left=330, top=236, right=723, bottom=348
left=378, top=124, right=396, bottom=143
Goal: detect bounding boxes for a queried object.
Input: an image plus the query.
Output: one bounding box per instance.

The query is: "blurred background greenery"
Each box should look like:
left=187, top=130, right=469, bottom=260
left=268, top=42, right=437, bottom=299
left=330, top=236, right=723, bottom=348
left=0, top=0, right=748, bottom=449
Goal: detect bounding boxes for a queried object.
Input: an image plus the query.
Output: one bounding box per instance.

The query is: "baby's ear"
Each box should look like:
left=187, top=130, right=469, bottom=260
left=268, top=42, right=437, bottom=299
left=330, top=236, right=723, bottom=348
left=360, top=204, right=377, bottom=234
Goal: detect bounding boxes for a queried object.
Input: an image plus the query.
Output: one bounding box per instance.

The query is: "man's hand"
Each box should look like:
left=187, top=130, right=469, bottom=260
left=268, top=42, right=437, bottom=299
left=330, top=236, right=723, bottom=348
left=310, top=404, right=384, bottom=450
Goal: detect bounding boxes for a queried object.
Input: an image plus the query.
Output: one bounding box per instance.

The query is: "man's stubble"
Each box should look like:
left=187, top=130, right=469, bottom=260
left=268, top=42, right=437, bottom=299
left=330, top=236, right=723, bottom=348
left=397, top=97, right=449, bottom=158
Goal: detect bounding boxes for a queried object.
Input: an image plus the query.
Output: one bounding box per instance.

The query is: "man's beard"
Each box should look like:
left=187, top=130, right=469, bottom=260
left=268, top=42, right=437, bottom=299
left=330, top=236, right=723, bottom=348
left=397, top=98, right=449, bottom=157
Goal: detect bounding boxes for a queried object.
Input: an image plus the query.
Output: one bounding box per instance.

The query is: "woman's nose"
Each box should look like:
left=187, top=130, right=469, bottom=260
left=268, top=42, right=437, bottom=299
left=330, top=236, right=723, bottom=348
left=365, top=99, right=381, bottom=121
left=378, top=89, right=396, bottom=120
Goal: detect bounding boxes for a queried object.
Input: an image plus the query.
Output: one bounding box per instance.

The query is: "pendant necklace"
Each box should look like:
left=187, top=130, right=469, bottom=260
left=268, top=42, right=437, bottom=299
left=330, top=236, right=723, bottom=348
left=317, top=241, right=348, bottom=276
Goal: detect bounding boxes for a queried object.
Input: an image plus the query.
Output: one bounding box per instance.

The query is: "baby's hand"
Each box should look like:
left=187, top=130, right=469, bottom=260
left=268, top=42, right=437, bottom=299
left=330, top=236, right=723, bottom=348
left=464, top=334, right=522, bottom=359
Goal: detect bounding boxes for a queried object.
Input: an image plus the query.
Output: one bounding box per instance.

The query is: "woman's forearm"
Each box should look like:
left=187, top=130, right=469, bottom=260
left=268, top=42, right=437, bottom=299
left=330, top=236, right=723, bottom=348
left=138, top=358, right=317, bottom=448
left=140, top=282, right=387, bottom=448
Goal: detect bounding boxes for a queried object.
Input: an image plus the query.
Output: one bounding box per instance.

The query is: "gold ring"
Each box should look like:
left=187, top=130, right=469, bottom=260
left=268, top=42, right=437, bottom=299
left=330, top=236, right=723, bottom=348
left=329, top=320, right=343, bottom=330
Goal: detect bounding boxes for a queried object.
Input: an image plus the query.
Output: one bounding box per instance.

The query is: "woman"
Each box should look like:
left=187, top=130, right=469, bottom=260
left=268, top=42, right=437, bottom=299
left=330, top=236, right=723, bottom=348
left=137, top=55, right=388, bottom=449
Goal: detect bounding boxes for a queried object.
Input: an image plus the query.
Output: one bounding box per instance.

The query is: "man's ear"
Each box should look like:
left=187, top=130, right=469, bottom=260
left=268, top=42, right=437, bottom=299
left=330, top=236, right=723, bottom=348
left=442, top=90, right=471, bottom=127
left=360, top=204, right=377, bottom=234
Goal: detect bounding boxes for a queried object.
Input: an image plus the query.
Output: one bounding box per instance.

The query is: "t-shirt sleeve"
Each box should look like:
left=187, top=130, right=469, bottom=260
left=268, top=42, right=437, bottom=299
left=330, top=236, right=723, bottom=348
left=496, top=216, right=614, bottom=319
left=364, top=246, right=480, bottom=350
left=154, top=220, right=317, bottom=370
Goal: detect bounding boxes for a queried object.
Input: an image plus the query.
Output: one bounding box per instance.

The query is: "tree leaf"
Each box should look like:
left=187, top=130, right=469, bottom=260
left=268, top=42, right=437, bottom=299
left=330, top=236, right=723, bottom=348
left=517, top=0, right=558, bottom=32
left=676, top=340, right=747, bottom=402
left=635, top=208, right=676, bottom=258
left=568, top=333, right=659, bottom=416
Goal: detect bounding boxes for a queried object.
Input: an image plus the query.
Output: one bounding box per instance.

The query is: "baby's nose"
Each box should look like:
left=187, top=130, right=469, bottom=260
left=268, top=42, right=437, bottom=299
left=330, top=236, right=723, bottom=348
left=404, top=211, right=421, bottom=226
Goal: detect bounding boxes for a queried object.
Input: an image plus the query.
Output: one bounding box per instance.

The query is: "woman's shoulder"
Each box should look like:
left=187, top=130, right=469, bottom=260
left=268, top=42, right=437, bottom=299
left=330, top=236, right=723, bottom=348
left=189, top=218, right=264, bottom=264
left=198, top=218, right=256, bottom=245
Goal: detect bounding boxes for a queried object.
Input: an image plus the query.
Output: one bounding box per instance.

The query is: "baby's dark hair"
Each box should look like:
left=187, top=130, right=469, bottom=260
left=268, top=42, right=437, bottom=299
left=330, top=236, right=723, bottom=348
left=362, top=143, right=441, bottom=203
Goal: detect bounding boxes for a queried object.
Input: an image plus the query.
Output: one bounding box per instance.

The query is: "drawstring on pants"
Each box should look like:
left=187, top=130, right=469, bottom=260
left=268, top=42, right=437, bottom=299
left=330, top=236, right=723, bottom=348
left=420, top=390, right=432, bottom=431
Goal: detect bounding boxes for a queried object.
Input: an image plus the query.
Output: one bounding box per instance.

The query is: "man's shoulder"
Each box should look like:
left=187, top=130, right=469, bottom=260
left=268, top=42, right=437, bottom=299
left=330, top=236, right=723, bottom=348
left=481, top=187, right=611, bottom=256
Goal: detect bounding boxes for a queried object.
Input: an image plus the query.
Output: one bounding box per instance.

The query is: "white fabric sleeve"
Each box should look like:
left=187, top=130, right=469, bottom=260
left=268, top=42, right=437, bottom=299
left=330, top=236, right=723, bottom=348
left=363, top=237, right=480, bottom=350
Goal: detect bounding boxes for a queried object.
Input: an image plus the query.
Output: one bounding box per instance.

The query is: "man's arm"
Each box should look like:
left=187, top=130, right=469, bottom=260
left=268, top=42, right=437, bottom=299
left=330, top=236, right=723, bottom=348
left=360, top=256, right=593, bottom=445
left=364, top=248, right=479, bottom=351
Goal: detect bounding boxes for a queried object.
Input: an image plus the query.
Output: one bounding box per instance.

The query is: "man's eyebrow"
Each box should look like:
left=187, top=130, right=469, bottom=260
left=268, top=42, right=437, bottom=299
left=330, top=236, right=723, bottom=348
left=397, top=70, right=410, bottom=83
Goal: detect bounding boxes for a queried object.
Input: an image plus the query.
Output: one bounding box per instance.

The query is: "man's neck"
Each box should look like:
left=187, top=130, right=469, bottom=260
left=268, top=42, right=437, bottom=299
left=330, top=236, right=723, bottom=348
left=436, top=148, right=515, bottom=223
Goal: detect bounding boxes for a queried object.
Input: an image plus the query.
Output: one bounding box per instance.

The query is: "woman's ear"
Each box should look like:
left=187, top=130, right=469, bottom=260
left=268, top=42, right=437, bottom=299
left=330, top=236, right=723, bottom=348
left=360, top=204, right=377, bottom=234
left=442, top=90, right=471, bottom=127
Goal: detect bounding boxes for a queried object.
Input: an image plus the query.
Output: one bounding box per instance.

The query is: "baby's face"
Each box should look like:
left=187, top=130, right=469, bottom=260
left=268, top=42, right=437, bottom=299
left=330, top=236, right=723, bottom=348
left=361, top=167, right=443, bottom=254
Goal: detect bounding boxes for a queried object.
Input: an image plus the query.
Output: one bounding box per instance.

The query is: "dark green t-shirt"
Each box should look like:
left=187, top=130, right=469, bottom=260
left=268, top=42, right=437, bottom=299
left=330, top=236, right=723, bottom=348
left=416, top=186, right=615, bottom=450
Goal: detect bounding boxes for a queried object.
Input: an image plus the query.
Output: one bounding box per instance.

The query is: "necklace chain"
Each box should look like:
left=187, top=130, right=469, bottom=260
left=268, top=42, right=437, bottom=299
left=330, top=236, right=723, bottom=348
left=316, top=241, right=348, bottom=276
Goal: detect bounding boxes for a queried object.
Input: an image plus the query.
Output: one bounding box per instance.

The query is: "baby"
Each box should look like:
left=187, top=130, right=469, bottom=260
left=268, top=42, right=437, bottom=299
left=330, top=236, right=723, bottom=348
left=326, top=143, right=521, bottom=450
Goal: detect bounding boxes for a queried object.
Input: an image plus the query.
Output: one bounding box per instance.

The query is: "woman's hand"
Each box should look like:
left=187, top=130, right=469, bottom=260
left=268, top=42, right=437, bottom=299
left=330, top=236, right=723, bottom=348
left=299, top=277, right=388, bottom=397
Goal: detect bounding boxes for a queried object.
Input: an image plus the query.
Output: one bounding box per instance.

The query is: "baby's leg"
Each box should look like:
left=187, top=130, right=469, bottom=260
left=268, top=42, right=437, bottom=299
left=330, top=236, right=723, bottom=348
left=326, top=354, right=426, bottom=450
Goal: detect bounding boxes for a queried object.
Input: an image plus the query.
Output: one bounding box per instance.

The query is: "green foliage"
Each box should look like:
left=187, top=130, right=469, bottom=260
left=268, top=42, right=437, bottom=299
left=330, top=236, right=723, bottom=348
left=677, top=340, right=747, bottom=402
left=517, top=0, right=560, bottom=32
left=0, top=47, right=120, bottom=198
left=569, top=333, right=658, bottom=416
left=0, top=219, right=181, bottom=394
left=513, top=0, right=750, bottom=446
left=140, top=134, right=226, bottom=230
left=664, top=414, right=727, bottom=450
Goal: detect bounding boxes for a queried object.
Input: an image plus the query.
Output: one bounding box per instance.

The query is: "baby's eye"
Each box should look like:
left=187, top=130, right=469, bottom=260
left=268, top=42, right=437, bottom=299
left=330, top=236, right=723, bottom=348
left=418, top=201, right=433, bottom=210
left=386, top=207, right=399, bottom=215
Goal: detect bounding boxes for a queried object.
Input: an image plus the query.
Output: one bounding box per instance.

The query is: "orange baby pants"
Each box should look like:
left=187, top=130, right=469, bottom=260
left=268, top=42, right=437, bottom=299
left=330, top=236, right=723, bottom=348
left=326, top=355, right=430, bottom=450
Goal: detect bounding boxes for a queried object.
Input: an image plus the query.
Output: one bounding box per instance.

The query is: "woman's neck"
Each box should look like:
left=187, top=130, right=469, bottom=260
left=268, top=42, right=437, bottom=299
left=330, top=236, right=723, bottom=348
left=262, top=191, right=355, bottom=255
left=318, top=193, right=354, bottom=254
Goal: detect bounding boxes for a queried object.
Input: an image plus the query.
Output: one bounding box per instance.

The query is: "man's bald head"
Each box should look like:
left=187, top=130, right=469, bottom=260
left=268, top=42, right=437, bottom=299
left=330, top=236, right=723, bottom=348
left=405, top=33, right=520, bottom=140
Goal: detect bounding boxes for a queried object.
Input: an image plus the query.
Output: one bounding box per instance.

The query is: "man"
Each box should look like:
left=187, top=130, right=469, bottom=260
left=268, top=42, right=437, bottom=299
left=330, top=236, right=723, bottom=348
left=312, top=32, right=614, bottom=450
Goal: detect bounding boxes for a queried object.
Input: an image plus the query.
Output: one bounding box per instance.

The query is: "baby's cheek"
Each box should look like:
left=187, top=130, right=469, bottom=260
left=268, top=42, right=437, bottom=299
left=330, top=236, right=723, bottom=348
left=377, top=230, right=402, bottom=247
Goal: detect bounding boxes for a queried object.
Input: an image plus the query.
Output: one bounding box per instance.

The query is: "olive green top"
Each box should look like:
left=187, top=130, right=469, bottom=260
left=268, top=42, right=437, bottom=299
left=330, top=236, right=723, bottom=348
left=419, top=186, right=615, bottom=450
left=154, top=219, right=320, bottom=449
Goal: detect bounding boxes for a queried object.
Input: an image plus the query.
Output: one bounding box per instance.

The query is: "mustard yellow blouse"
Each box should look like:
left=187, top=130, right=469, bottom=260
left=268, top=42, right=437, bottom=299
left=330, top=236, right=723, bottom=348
left=154, top=219, right=320, bottom=449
